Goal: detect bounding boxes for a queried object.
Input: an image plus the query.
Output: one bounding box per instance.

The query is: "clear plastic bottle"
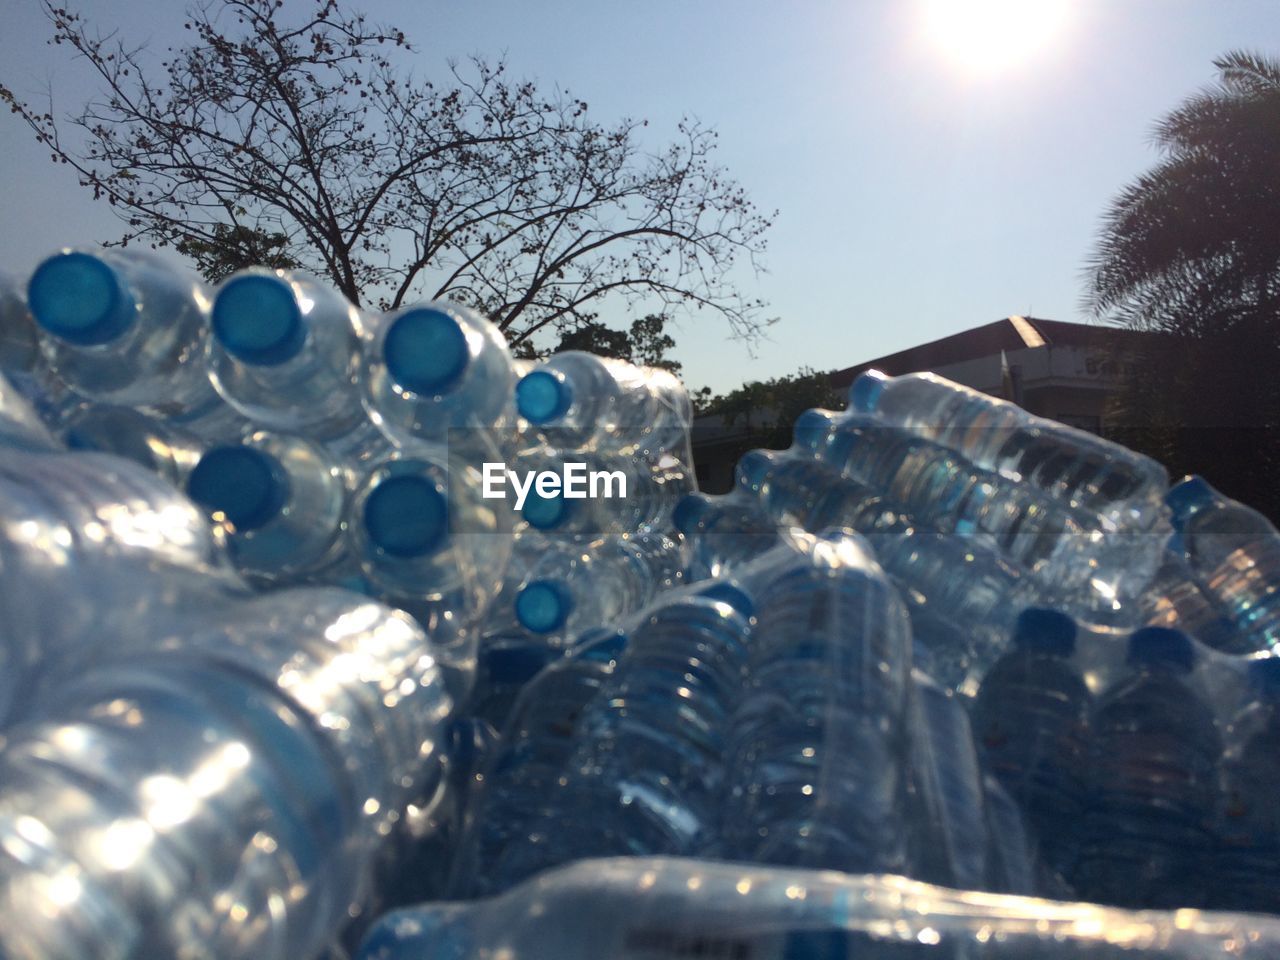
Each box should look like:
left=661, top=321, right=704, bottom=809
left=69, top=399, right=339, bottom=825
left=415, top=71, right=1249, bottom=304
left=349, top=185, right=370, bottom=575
left=981, top=776, right=1037, bottom=896
left=0, top=273, right=84, bottom=429
left=0, top=370, right=62, bottom=453
left=507, top=533, right=682, bottom=642
left=860, top=518, right=1039, bottom=694
left=515, top=352, right=692, bottom=455
left=1166, top=475, right=1280, bottom=654
left=0, top=447, right=248, bottom=722
left=673, top=489, right=779, bottom=581
left=907, top=670, right=988, bottom=890
left=849, top=369, right=1170, bottom=530
left=208, top=267, right=371, bottom=440
left=468, top=635, right=560, bottom=730
left=366, top=716, right=501, bottom=916
left=347, top=452, right=513, bottom=682
left=719, top=531, right=913, bottom=874
left=0, top=271, right=39, bottom=374
left=185, top=430, right=349, bottom=583
left=970, top=609, right=1090, bottom=879
left=62, top=404, right=207, bottom=487
left=1211, top=657, right=1280, bottom=915
left=734, top=448, right=885, bottom=533
left=1073, top=626, right=1220, bottom=909
left=508, top=444, right=686, bottom=538
left=25, top=248, right=234, bottom=430
left=1141, top=543, right=1239, bottom=652
left=0, top=586, right=453, bottom=960
left=360, top=854, right=1268, bottom=960
left=799, top=406, right=1156, bottom=596
left=449, top=648, right=621, bottom=898
left=361, top=302, right=516, bottom=450
left=484, top=591, right=754, bottom=891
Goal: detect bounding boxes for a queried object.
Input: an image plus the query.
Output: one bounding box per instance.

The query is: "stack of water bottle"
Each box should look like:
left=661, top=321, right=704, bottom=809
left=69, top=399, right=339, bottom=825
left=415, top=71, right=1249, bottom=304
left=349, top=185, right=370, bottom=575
left=3, top=246, right=1280, bottom=959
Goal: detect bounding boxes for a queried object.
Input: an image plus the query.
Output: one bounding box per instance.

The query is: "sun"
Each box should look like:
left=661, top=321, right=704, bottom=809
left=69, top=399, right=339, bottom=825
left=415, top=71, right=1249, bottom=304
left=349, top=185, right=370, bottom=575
left=920, top=0, right=1070, bottom=76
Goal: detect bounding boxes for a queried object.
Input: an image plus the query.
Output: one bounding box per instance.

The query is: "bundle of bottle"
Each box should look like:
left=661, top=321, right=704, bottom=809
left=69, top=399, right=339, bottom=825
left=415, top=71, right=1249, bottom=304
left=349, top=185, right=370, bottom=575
left=2, top=246, right=1280, bottom=959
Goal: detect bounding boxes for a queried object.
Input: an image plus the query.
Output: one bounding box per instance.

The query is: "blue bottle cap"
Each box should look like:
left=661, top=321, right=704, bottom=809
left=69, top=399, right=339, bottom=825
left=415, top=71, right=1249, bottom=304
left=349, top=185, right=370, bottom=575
left=212, top=273, right=305, bottom=366
left=383, top=307, right=470, bottom=395
left=27, top=251, right=134, bottom=345
left=672, top=493, right=711, bottom=536
left=783, top=930, right=851, bottom=960
left=515, top=579, right=574, bottom=633
left=848, top=369, right=889, bottom=413
left=516, top=369, right=573, bottom=423
left=735, top=449, right=773, bottom=492
left=697, top=581, right=755, bottom=619
left=362, top=474, right=449, bottom=557
left=186, top=446, right=290, bottom=531
left=481, top=641, right=555, bottom=685
left=1012, top=608, right=1077, bottom=657
left=521, top=489, right=570, bottom=530
left=1165, top=476, right=1216, bottom=528
left=792, top=408, right=835, bottom=453
left=64, top=426, right=95, bottom=451
left=1247, top=658, right=1280, bottom=701
left=1127, top=626, right=1196, bottom=673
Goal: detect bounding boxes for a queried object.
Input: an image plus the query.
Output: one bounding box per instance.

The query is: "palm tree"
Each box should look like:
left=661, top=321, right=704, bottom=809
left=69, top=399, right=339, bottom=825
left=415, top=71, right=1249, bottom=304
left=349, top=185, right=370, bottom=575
left=1086, top=51, right=1280, bottom=519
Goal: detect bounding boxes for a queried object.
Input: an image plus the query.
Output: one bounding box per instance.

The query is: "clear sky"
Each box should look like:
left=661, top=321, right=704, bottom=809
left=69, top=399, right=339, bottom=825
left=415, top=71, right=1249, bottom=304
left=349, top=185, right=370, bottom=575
left=1, top=0, right=1277, bottom=393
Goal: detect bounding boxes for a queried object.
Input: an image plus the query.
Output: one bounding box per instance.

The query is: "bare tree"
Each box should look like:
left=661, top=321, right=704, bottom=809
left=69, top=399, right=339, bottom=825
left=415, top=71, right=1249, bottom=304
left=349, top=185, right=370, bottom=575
left=2, top=0, right=775, bottom=348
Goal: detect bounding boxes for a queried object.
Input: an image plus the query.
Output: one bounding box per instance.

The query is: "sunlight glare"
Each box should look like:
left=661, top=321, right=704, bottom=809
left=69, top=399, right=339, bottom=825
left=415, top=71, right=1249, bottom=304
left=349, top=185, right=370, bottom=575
left=921, top=0, right=1070, bottom=75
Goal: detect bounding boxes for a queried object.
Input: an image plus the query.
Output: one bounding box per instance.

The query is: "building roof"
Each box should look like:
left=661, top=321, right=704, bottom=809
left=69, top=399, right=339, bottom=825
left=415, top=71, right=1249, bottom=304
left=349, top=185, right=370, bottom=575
left=828, top=316, right=1151, bottom=389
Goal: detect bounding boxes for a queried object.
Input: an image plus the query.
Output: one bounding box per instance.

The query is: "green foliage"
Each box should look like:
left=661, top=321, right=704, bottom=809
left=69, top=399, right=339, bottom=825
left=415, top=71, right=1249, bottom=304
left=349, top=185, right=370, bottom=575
left=552, top=314, right=682, bottom=375
left=1087, top=51, right=1280, bottom=519
left=697, top=367, right=843, bottom=450
left=176, top=224, right=302, bottom=284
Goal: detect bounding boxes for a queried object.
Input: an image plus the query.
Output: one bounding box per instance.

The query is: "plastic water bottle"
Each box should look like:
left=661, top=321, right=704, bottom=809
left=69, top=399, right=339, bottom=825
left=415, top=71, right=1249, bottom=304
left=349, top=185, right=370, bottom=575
left=0, top=274, right=83, bottom=428
left=0, top=586, right=453, bottom=960
left=981, top=776, right=1037, bottom=895
left=515, top=352, right=692, bottom=455
left=507, top=533, right=682, bottom=642
left=720, top=531, right=912, bottom=874
left=25, top=248, right=237, bottom=434
left=368, top=716, right=501, bottom=914
left=1211, top=657, right=1280, bottom=914
left=484, top=591, right=753, bottom=891
left=0, top=447, right=248, bottom=721
left=468, top=635, right=560, bottom=730
left=1166, top=475, right=1280, bottom=654
left=350, top=452, right=512, bottom=601
left=859, top=520, right=1038, bottom=693
left=208, top=267, right=372, bottom=440
left=510, top=445, right=688, bottom=537
left=809, top=412, right=1132, bottom=585
left=906, top=671, right=988, bottom=889
left=0, top=271, right=38, bottom=373
left=359, top=855, right=1256, bottom=960
left=362, top=302, right=516, bottom=450
left=848, top=369, right=1170, bottom=530
left=733, top=448, right=885, bottom=533
left=1141, top=546, right=1239, bottom=652
left=449, top=648, right=621, bottom=897
left=62, top=404, right=206, bottom=487
left=969, top=609, right=1090, bottom=878
left=673, top=489, right=779, bottom=581
left=0, top=370, right=62, bottom=452
left=1073, top=626, right=1220, bottom=909
left=185, top=430, right=349, bottom=583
